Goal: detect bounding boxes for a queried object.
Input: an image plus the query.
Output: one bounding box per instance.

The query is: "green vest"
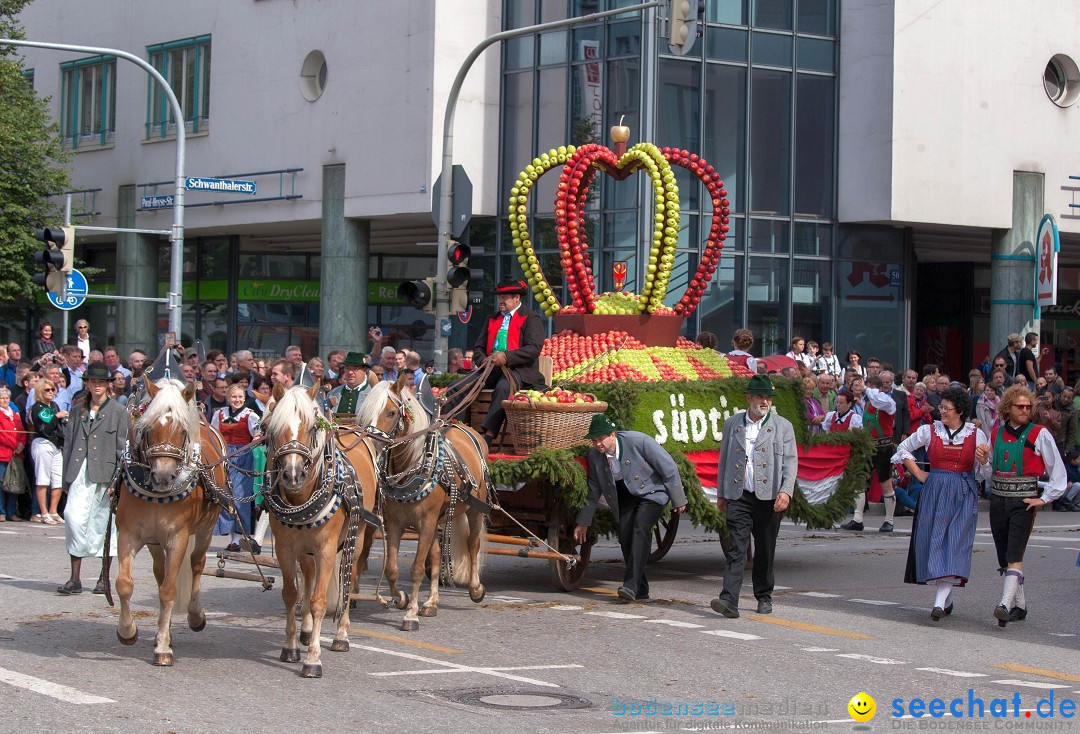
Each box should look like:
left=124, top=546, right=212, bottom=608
left=336, top=384, right=366, bottom=415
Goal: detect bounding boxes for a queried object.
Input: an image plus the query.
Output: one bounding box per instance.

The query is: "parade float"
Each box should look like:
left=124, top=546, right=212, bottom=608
left=457, top=126, right=873, bottom=590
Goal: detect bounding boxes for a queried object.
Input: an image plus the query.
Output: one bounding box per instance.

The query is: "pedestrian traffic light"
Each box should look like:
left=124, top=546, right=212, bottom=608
left=446, top=243, right=483, bottom=313
left=667, top=0, right=702, bottom=56
left=397, top=276, right=436, bottom=314
left=32, top=225, right=74, bottom=295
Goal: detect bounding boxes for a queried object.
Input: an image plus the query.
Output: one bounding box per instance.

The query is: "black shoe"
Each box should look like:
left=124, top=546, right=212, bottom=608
left=243, top=540, right=262, bottom=556
left=57, top=580, right=82, bottom=595
left=895, top=506, right=914, bottom=517
left=224, top=543, right=241, bottom=552
left=1064, top=500, right=1080, bottom=512
left=756, top=599, right=773, bottom=614
left=616, top=586, right=636, bottom=603
left=1053, top=501, right=1069, bottom=512
left=840, top=520, right=864, bottom=531
left=944, top=602, right=954, bottom=616
left=879, top=521, right=894, bottom=533
left=92, top=579, right=106, bottom=595
left=636, top=593, right=650, bottom=601
left=994, top=604, right=1010, bottom=627
left=930, top=606, right=945, bottom=621
left=710, top=598, right=740, bottom=618
left=1008, top=606, right=1027, bottom=622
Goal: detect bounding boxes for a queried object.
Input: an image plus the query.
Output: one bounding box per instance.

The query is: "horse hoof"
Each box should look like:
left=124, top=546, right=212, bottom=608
left=469, top=586, right=486, bottom=603
left=301, top=663, right=323, bottom=679
left=117, top=627, right=138, bottom=646
left=153, top=652, right=174, bottom=667
left=188, top=615, right=206, bottom=632
left=299, top=630, right=312, bottom=646
left=279, top=647, right=301, bottom=663
left=400, top=619, right=419, bottom=632
left=418, top=606, right=437, bottom=618
left=395, top=591, right=410, bottom=610
left=330, top=638, right=349, bottom=652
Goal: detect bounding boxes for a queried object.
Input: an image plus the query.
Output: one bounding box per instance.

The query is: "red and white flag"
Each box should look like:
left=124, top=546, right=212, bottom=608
left=694, top=444, right=852, bottom=505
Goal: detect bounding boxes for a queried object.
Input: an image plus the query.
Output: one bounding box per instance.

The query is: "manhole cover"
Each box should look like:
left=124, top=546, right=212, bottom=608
left=445, top=686, right=593, bottom=711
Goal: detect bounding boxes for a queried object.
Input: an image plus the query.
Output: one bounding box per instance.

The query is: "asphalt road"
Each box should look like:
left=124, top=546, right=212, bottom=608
left=1, top=504, right=1078, bottom=734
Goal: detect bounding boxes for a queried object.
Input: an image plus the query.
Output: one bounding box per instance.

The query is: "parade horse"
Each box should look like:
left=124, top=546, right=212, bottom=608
left=357, top=376, right=491, bottom=631
left=111, top=377, right=230, bottom=667
left=262, top=382, right=380, bottom=678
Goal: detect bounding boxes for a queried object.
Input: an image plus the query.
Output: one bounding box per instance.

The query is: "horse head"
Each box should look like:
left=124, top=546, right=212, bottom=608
left=135, top=376, right=200, bottom=491
left=356, top=376, right=429, bottom=467
left=264, top=381, right=326, bottom=496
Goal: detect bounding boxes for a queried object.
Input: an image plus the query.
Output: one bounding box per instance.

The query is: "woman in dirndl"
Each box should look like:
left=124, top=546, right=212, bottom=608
left=59, top=362, right=127, bottom=595
left=892, top=386, right=992, bottom=620
left=211, top=384, right=261, bottom=552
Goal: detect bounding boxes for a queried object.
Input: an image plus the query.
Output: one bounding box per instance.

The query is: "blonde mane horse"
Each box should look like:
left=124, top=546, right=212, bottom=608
left=263, top=382, right=380, bottom=678
left=114, top=377, right=228, bottom=667
left=357, top=376, right=490, bottom=631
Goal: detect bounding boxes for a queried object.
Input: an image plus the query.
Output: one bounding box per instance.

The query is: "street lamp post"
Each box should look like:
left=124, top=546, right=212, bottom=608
left=2, top=38, right=187, bottom=337
left=433, top=1, right=664, bottom=371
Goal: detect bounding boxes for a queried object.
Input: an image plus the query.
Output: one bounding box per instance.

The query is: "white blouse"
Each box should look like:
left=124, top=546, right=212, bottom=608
left=891, top=422, right=993, bottom=482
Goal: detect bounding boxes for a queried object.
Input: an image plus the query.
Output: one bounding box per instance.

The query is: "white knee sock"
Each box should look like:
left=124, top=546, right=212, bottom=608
left=933, top=579, right=952, bottom=608
left=230, top=531, right=242, bottom=545
left=1000, top=570, right=1021, bottom=608
left=853, top=492, right=867, bottom=522
left=1012, top=571, right=1026, bottom=610
left=253, top=511, right=269, bottom=545
left=882, top=491, right=896, bottom=523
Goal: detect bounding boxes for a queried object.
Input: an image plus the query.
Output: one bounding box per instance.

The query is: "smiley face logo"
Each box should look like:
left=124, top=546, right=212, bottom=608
left=848, top=692, right=876, bottom=723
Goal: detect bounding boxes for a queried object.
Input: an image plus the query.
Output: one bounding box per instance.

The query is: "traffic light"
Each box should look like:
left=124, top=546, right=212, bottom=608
left=446, top=243, right=483, bottom=313
left=668, top=0, right=702, bottom=56
left=32, top=225, right=74, bottom=295
left=397, top=276, right=436, bottom=314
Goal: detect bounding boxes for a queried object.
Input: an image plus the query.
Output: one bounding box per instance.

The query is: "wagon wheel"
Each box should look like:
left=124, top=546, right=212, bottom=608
left=547, top=521, right=592, bottom=592
left=648, top=512, right=679, bottom=563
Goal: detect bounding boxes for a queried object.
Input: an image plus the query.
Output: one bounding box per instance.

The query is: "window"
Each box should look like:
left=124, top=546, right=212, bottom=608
left=22, top=68, right=34, bottom=89
left=60, top=56, right=116, bottom=149
left=147, top=35, right=211, bottom=138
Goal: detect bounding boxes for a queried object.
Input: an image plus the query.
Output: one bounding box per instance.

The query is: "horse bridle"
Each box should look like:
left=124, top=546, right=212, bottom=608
left=126, top=419, right=202, bottom=497
left=265, top=411, right=326, bottom=494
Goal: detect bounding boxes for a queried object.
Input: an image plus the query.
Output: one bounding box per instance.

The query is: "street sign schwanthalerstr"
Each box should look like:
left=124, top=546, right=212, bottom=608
left=186, top=177, right=257, bottom=195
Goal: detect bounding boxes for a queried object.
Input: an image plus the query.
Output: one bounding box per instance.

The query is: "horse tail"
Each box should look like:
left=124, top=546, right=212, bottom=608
left=173, top=535, right=196, bottom=615
left=450, top=512, right=486, bottom=586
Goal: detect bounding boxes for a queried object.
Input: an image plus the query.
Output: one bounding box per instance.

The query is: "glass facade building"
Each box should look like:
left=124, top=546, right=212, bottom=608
left=497, top=0, right=907, bottom=363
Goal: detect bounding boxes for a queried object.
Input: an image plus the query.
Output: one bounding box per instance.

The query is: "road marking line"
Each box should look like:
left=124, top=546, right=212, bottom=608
left=351, top=629, right=462, bottom=654
left=0, top=530, right=18, bottom=535
left=488, top=595, right=529, bottom=603
left=586, top=611, right=645, bottom=620
left=644, top=619, right=705, bottom=629
left=357, top=644, right=560, bottom=688
left=798, top=592, right=841, bottom=598
left=773, top=585, right=792, bottom=590
left=992, top=664, right=1080, bottom=682
left=749, top=616, right=874, bottom=639
left=801, top=647, right=839, bottom=652
left=836, top=653, right=907, bottom=665
left=901, top=605, right=927, bottom=612
left=371, top=664, right=583, bottom=678
left=0, top=666, right=114, bottom=704
left=916, top=667, right=988, bottom=678
left=550, top=604, right=583, bottom=611
left=581, top=586, right=618, bottom=597
left=848, top=598, right=899, bottom=606
left=1049, top=633, right=1076, bottom=637
left=991, top=679, right=1071, bottom=690
left=700, top=629, right=762, bottom=641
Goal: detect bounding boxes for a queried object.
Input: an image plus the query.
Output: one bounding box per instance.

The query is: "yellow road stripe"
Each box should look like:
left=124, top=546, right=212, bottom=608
left=748, top=615, right=874, bottom=640
left=580, top=586, right=618, bottom=597
left=992, top=664, right=1080, bottom=682
left=353, top=629, right=463, bottom=654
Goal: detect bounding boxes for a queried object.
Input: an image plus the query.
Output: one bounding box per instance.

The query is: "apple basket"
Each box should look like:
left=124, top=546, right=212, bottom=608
left=501, top=394, right=608, bottom=454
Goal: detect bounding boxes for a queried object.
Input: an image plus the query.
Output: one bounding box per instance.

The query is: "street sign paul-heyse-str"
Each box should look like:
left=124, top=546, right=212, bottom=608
left=141, top=194, right=174, bottom=210
left=48, top=268, right=88, bottom=311
left=186, top=177, right=257, bottom=195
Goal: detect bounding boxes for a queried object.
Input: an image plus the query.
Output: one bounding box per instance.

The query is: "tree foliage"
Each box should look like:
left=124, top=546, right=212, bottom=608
left=0, top=0, right=71, bottom=302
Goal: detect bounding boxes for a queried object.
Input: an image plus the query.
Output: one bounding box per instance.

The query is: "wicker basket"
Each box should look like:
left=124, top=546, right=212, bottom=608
left=501, top=396, right=608, bottom=454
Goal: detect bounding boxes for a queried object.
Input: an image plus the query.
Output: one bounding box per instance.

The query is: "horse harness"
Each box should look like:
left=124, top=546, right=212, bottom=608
left=264, top=425, right=382, bottom=622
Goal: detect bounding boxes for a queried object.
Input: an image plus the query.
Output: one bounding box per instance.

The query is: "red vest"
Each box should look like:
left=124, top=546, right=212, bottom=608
left=727, top=353, right=751, bottom=369
left=864, top=403, right=895, bottom=439
left=829, top=410, right=856, bottom=432
left=486, top=310, right=527, bottom=354
left=927, top=428, right=977, bottom=474
left=992, top=423, right=1047, bottom=478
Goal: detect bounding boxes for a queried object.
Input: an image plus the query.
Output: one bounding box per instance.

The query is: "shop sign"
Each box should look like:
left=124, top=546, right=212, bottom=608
left=1036, top=214, right=1060, bottom=308
left=839, top=261, right=902, bottom=308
